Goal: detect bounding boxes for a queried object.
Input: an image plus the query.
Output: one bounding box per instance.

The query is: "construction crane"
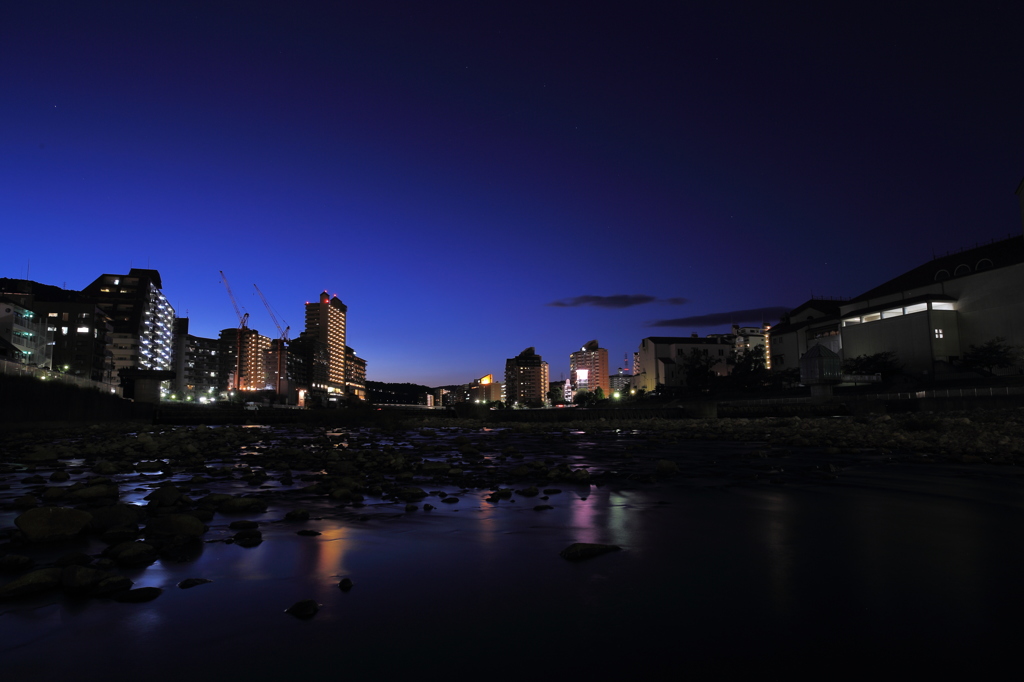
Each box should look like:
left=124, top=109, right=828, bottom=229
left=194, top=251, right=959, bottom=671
left=254, top=284, right=290, bottom=397
left=219, top=271, right=249, bottom=393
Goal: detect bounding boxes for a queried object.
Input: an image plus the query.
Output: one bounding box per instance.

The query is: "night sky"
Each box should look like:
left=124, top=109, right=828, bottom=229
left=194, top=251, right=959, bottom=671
left=3, top=2, right=1023, bottom=386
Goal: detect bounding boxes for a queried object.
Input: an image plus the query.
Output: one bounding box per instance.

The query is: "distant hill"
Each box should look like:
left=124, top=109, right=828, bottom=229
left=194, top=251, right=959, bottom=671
left=366, top=381, right=432, bottom=405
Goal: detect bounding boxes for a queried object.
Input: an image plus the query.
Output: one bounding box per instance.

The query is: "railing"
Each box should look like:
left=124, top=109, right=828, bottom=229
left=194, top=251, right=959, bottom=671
left=0, top=358, right=122, bottom=396
left=720, top=385, right=1024, bottom=407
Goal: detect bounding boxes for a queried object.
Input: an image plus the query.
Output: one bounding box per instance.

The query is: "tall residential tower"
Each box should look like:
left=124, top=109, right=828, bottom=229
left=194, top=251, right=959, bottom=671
left=570, top=340, right=609, bottom=396
left=304, top=291, right=347, bottom=397
left=504, top=347, right=549, bottom=407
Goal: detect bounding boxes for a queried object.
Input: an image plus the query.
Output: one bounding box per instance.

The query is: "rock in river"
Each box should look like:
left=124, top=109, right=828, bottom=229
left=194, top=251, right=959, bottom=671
left=145, top=514, right=207, bottom=538
left=113, top=587, right=163, bottom=603
left=559, top=542, right=622, bottom=562
left=15, top=506, right=93, bottom=542
left=0, top=567, right=62, bottom=599
left=286, top=599, right=320, bottom=618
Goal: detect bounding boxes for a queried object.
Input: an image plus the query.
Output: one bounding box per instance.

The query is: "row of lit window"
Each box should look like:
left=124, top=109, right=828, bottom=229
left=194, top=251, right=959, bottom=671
left=842, top=301, right=954, bottom=326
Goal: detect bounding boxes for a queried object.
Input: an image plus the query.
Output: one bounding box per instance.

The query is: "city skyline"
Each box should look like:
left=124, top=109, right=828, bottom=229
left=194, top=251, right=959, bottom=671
left=3, top=2, right=1023, bottom=385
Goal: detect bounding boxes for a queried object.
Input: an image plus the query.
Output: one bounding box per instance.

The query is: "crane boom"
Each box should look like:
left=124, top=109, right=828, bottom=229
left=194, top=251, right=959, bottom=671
left=253, top=284, right=289, bottom=397
left=219, top=270, right=249, bottom=393
left=253, top=284, right=288, bottom=341
left=219, top=270, right=248, bottom=329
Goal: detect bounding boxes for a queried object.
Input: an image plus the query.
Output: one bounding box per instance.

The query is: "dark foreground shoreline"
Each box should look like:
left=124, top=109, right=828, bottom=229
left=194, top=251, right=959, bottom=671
left=2, top=417, right=1022, bottom=678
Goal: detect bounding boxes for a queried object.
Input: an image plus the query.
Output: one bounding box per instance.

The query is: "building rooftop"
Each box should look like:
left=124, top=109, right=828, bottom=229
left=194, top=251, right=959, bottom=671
left=850, top=235, right=1024, bottom=303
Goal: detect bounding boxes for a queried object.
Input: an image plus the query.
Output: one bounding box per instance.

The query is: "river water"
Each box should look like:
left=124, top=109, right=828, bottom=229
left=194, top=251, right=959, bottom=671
left=1, top=426, right=1022, bottom=678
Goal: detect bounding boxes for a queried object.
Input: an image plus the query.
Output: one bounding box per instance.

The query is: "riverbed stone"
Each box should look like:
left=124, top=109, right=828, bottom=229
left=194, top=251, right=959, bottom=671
left=88, top=503, right=147, bottom=532
left=284, top=509, right=310, bottom=522
left=229, top=520, right=259, bottom=530
left=105, top=541, right=158, bottom=567
left=15, top=506, right=93, bottom=542
left=145, top=484, right=183, bottom=507
left=559, top=542, right=621, bottom=561
left=219, top=496, right=268, bottom=513
left=60, top=564, right=109, bottom=595
left=0, top=567, right=62, bottom=599
left=285, top=599, right=319, bottom=618
left=66, top=483, right=119, bottom=501
left=0, top=554, right=34, bottom=573
left=233, top=528, right=263, bottom=547
left=395, top=486, right=427, bottom=502
left=113, top=586, right=163, bottom=603
left=146, top=513, right=207, bottom=537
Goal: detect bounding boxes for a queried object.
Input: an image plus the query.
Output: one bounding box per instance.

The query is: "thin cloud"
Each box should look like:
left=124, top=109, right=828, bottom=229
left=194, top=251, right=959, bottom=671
left=647, top=306, right=790, bottom=328
left=548, top=295, right=689, bottom=309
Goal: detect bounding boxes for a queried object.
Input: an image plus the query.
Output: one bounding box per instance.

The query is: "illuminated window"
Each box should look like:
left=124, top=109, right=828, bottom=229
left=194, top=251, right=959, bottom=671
left=863, top=313, right=881, bottom=323
left=931, top=302, right=954, bottom=311
left=881, top=308, right=903, bottom=319
left=904, top=303, right=927, bottom=314
left=934, top=329, right=944, bottom=339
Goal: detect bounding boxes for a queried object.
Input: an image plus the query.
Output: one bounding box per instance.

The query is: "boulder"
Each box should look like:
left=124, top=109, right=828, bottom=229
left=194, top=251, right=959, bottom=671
left=15, top=506, right=93, bottom=542
left=178, top=578, right=213, bottom=589
left=655, top=459, right=679, bottom=475
left=13, top=495, right=38, bottom=510
left=0, top=554, right=35, bottom=573
left=88, top=503, right=147, bottom=532
left=146, top=514, right=207, bottom=537
left=92, top=460, right=122, bottom=475
left=0, top=567, right=63, bottom=599
left=395, top=487, right=427, bottom=502
left=559, top=542, right=622, bottom=562
left=284, top=509, right=310, bottom=522
left=49, top=470, right=71, bottom=482
left=233, top=529, right=263, bottom=547
left=219, top=496, right=267, bottom=513
left=105, top=541, right=158, bottom=567
left=113, top=587, right=163, bottom=603
left=285, top=599, right=319, bottom=618
left=65, top=483, right=119, bottom=501
left=60, top=565, right=109, bottom=595
left=91, top=574, right=133, bottom=597
left=100, top=526, right=140, bottom=544
left=229, top=520, right=259, bottom=530
left=144, top=484, right=183, bottom=507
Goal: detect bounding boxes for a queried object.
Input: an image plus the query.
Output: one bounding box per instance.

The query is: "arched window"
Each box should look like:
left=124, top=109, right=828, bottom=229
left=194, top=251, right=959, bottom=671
left=953, top=264, right=971, bottom=277
left=976, top=258, right=993, bottom=271
left=934, top=269, right=950, bottom=281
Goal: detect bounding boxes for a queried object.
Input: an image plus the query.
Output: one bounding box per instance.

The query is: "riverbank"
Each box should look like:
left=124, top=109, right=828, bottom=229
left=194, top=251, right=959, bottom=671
left=2, top=418, right=1021, bottom=678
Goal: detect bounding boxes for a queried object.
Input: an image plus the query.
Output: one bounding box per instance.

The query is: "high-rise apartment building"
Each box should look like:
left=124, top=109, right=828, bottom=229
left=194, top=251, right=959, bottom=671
left=345, top=346, right=367, bottom=400
left=570, top=340, right=609, bottom=396
left=0, top=278, right=113, bottom=382
left=0, top=298, right=52, bottom=368
left=82, top=269, right=175, bottom=375
left=218, top=327, right=271, bottom=392
left=171, top=318, right=220, bottom=400
left=504, top=347, right=549, bottom=406
left=304, top=291, right=347, bottom=397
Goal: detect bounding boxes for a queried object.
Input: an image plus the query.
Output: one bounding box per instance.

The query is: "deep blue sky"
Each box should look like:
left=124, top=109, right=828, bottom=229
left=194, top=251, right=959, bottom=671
left=3, top=2, right=1023, bottom=386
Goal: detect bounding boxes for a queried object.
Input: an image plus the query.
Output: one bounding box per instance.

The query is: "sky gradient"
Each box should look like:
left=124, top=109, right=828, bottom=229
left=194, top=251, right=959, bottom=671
left=3, top=2, right=1023, bottom=386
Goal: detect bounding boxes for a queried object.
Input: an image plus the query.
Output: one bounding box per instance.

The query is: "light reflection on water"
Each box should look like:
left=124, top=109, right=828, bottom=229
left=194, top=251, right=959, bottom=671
left=4, top=434, right=1024, bottom=675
